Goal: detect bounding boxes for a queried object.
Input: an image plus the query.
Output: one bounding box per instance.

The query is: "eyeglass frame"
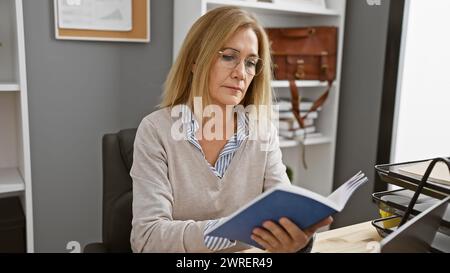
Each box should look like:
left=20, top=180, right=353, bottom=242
left=217, top=48, right=264, bottom=77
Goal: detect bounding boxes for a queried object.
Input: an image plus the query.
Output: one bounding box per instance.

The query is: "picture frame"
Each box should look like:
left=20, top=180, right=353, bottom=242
left=54, top=0, right=150, bottom=43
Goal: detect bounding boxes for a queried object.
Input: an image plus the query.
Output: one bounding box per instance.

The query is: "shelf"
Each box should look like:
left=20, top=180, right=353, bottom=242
left=0, top=83, right=20, bottom=92
left=304, top=135, right=332, bottom=146
left=0, top=168, right=25, bottom=195
left=280, top=135, right=332, bottom=148
left=279, top=139, right=299, bottom=148
left=206, top=0, right=340, bottom=16
left=271, top=80, right=330, bottom=88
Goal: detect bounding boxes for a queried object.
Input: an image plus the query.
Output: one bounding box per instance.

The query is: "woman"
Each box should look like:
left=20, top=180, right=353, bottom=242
left=130, top=6, right=332, bottom=253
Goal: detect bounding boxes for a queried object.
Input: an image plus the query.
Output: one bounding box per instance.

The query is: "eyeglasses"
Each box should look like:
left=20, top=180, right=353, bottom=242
left=217, top=48, right=264, bottom=76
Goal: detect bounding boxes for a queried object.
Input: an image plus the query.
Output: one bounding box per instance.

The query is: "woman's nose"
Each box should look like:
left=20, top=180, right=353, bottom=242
left=231, top=60, right=246, bottom=80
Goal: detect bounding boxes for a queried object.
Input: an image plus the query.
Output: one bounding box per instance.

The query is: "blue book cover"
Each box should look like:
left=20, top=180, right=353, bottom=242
left=206, top=171, right=368, bottom=249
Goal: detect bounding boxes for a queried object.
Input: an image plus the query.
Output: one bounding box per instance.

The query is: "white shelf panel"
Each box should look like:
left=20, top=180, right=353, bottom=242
left=0, top=168, right=25, bottom=195
left=0, top=83, right=20, bottom=92
left=279, top=139, right=299, bottom=148
left=272, top=80, right=329, bottom=88
left=280, top=135, right=332, bottom=148
left=206, top=0, right=340, bottom=16
left=304, top=136, right=332, bottom=146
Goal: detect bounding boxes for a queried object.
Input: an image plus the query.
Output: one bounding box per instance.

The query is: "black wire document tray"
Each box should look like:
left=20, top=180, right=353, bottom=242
left=373, top=189, right=438, bottom=217
left=372, top=188, right=450, bottom=229
left=375, top=158, right=450, bottom=199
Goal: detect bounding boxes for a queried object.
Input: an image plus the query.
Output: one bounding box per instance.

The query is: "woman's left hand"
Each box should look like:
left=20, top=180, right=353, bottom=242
left=251, top=216, right=333, bottom=253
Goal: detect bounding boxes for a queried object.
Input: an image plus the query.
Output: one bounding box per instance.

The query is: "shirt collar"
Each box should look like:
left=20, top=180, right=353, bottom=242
left=180, top=105, right=249, bottom=141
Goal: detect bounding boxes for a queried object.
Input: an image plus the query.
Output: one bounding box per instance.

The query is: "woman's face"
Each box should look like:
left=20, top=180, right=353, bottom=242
left=208, top=28, right=259, bottom=107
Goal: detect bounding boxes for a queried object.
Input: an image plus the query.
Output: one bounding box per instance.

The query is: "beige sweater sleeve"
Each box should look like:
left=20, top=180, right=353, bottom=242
left=130, top=118, right=211, bottom=253
left=263, top=124, right=291, bottom=191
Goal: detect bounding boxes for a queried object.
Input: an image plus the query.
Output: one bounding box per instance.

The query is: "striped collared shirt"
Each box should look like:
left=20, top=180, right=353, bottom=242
left=181, top=105, right=248, bottom=178
left=180, top=105, right=248, bottom=251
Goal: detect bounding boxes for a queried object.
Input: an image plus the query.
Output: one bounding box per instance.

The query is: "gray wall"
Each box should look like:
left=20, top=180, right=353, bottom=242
left=23, top=0, right=173, bottom=252
left=119, top=25, right=173, bottom=127
left=332, top=0, right=391, bottom=227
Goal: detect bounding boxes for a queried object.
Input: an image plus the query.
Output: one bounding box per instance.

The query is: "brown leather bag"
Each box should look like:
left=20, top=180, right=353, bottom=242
left=266, top=27, right=338, bottom=128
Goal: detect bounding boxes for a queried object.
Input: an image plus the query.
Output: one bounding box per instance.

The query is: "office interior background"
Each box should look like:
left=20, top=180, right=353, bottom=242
left=0, top=0, right=449, bottom=252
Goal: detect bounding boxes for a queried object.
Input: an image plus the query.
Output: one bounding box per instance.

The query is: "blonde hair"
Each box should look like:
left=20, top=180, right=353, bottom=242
left=159, top=6, right=273, bottom=116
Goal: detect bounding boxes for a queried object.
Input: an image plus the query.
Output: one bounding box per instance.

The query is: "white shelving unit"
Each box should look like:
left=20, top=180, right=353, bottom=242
left=173, top=0, right=346, bottom=196
left=0, top=0, right=34, bottom=252
left=0, top=82, right=20, bottom=91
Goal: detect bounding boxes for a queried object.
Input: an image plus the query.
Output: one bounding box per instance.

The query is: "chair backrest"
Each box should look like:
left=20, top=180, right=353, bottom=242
left=102, top=128, right=137, bottom=252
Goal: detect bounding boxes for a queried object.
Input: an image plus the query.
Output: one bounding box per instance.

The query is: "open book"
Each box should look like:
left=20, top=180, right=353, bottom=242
left=206, top=171, right=368, bottom=248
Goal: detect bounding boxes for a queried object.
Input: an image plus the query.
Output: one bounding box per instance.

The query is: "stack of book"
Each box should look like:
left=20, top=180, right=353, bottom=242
left=274, top=98, right=322, bottom=140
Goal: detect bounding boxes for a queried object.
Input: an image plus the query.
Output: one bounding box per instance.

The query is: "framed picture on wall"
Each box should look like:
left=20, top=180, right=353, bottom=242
left=54, top=0, right=150, bottom=43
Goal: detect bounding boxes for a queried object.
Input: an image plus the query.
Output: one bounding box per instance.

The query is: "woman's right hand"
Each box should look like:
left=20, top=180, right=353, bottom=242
left=251, top=216, right=333, bottom=253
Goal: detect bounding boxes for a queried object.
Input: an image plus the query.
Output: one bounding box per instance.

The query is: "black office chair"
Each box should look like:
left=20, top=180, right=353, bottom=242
left=84, top=129, right=137, bottom=253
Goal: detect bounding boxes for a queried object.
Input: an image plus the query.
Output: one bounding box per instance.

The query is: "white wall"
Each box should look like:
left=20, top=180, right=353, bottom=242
left=392, top=0, right=450, bottom=163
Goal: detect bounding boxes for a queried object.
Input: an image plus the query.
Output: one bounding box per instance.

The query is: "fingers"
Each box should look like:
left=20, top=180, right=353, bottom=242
left=251, top=234, right=273, bottom=252
left=262, top=221, right=292, bottom=246
left=252, top=218, right=331, bottom=252
left=305, top=216, right=333, bottom=237
left=278, top=217, right=308, bottom=243
left=252, top=225, right=281, bottom=250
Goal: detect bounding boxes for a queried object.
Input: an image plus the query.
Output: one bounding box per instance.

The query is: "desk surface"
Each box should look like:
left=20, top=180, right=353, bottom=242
left=241, top=221, right=382, bottom=253
left=312, top=221, right=382, bottom=253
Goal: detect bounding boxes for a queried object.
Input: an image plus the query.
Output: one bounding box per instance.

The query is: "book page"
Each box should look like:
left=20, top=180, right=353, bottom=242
left=327, top=171, right=368, bottom=210
left=398, top=161, right=450, bottom=186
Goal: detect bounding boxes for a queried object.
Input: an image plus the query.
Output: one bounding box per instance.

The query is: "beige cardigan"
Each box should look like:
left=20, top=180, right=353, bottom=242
left=130, top=107, right=290, bottom=252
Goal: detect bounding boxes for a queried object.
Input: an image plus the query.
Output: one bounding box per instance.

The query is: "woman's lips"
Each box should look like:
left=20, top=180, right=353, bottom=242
left=223, top=86, right=242, bottom=93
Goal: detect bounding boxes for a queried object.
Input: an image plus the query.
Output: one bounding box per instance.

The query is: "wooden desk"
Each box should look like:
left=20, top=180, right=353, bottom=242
left=241, top=221, right=382, bottom=253
left=312, top=221, right=382, bottom=253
